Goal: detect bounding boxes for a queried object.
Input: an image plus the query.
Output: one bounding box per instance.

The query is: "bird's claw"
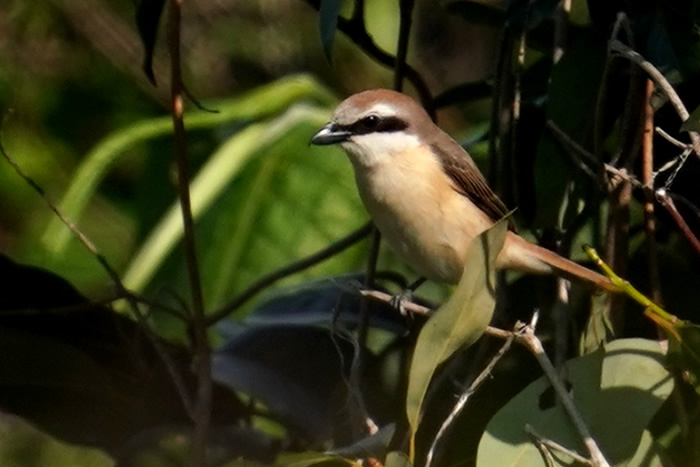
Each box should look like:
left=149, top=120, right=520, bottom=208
left=390, top=288, right=415, bottom=316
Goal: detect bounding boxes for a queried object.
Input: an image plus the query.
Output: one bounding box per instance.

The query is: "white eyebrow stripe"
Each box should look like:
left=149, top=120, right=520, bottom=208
left=366, top=103, right=397, bottom=117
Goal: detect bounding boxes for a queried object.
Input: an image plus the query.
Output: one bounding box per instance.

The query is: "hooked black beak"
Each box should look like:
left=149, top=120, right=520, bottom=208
left=310, top=122, right=351, bottom=145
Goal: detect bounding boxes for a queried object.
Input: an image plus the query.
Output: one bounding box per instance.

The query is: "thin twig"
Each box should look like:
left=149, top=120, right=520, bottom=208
left=546, top=120, right=645, bottom=191
left=350, top=227, right=381, bottom=437
left=656, top=127, right=691, bottom=149
left=513, top=322, right=611, bottom=467
left=425, top=334, right=515, bottom=467
left=358, top=288, right=513, bottom=340
left=394, top=0, right=415, bottom=92
left=553, top=0, right=571, bottom=63
left=525, top=424, right=592, bottom=465
left=609, top=40, right=700, bottom=156
left=660, top=147, right=692, bottom=190
left=302, top=0, right=434, bottom=116
left=206, top=222, right=372, bottom=324
left=351, top=0, right=364, bottom=22
left=527, top=426, right=557, bottom=467
left=656, top=188, right=700, bottom=256
left=0, top=119, right=195, bottom=419
left=168, top=1, right=210, bottom=464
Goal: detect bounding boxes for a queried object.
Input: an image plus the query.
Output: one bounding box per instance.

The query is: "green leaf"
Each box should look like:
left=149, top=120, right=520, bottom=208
left=122, top=104, right=324, bottom=292
left=385, top=451, right=413, bottom=467
left=579, top=292, right=614, bottom=355
left=405, top=221, right=507, bottom=450
left=0, top=416, right=112, bottom=467
left=319, top=0, right=343, bottom=60
left=667, top=322, right=700, bottom=393
left=135, top=0, right=166, bottom=85
left=478, top=338, right=674, bottom=466
left=332, top=424, right=396, bottom=458
left=123, top=104, right=366, bottom=310
left=273, top=452, right=354, bottom=466
left=42, top=75, right=335, bottom=254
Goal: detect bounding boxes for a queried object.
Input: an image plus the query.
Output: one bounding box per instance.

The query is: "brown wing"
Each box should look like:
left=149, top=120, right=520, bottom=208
left=430, top=143, right=514, bottom=228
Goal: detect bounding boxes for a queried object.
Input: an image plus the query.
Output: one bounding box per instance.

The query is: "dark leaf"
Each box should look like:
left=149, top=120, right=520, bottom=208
left=213, top=325, right=358, bottom=444
left=667, top=323, right=700, bottom=393
left=319, top=0, right=342, bottom=61
left=446, top=1, right=507, bottom=29
left=135, top=0, right=166, bottom=85
left=331, top=424, right=395, bottom=458
left=681, top=104, right=700, bottom=132
left=227, top=275, right=412, bottom=335
left=0, top=255, right=246, bottom=455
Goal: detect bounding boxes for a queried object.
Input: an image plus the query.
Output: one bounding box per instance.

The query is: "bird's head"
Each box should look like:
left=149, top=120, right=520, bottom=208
left=311, top=89, right=432, bottom=168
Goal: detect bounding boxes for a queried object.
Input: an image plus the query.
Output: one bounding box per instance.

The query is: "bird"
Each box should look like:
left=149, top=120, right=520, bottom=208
left=310, top=89, right=617, bottom=292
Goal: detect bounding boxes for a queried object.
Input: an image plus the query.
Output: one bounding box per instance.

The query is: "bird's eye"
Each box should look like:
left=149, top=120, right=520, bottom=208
left=361, top=115, right=379, bottom=129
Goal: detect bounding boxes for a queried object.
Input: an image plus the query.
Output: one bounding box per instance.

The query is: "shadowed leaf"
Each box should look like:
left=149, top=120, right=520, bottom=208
left=680, top=104, right=700, bottom=132
left=478, top=338, right=673, bottom=466
left=135, top=0, right=166, bottom=85
left=319, top=0, right=343, bottom=60
left=667, top=323, right=700, bottom=393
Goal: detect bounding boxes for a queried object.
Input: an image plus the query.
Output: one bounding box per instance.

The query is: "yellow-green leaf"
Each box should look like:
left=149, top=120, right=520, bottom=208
left=405, top=220, right=507, bottom=456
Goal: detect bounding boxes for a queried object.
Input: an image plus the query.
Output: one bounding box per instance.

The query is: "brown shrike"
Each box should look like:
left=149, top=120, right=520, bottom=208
left=311, top=89, right=616, bottom=292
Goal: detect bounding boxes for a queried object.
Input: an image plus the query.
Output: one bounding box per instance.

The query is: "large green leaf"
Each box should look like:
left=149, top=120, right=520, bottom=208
left=125, top=104, right=367, bottom=312
left=405, top=221, right=507, bottom=453
left=478, top=338, right=673, bottom=466
left=42, top=75, right=335, bottom=254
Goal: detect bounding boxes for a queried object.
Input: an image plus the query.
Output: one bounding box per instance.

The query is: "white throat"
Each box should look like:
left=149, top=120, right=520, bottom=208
left=340, top=131, right=421, bottom=168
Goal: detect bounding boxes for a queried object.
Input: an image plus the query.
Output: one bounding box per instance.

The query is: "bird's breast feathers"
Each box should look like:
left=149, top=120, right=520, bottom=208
left=353, top=145, right=494, bottom=283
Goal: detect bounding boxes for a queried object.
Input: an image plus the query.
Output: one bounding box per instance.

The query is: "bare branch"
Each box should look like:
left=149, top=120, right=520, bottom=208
left=207, top=222, right=373, bottom=324
left=425, top=333, right=515, bottom=467
left=167, top=0, right=210, bottom=463
left=526, top=424, right=593, bottom=465
left=642, top=79, right=662, bottom=304
left=513, top=322, right=611, bottom=467
left=0, top=118, right=195, bottom=420
left=656, top=127, right=690, bottom=149
left=656, top=188, right=700, bottom=256
left=609, top=40, right=700, bottom=157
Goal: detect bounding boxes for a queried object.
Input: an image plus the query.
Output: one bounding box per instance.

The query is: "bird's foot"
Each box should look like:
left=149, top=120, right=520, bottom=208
left=389, top=277, right=426, bottom=316
left=390, top=288, right=415, bottom=316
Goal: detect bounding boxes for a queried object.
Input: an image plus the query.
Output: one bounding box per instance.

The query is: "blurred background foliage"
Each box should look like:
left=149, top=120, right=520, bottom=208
left=1, top=0, right=700, bottom=466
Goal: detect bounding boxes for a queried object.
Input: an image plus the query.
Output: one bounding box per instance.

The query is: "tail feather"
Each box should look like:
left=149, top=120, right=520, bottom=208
left=501, top=232, right=619, bottom=292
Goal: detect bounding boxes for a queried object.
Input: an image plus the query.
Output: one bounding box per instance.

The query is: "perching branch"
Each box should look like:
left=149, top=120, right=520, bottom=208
left=362, top=289, right=611, bottom=466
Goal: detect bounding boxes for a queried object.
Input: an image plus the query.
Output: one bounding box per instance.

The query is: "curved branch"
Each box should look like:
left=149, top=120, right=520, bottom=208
left=207, top=222, right=373, bottom=324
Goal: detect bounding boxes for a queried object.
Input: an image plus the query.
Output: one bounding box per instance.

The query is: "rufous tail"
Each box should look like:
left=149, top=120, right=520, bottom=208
left=501, top=232, right=619, bottom=292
